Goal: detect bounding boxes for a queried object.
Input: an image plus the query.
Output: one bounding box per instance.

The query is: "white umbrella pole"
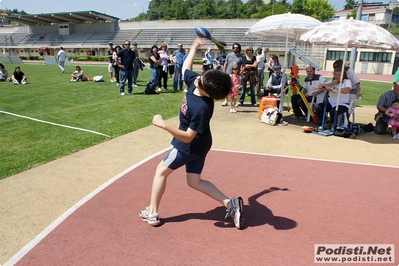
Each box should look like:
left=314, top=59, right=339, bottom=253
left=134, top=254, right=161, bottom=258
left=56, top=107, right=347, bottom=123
left=284, top=32, right=288, bottom=68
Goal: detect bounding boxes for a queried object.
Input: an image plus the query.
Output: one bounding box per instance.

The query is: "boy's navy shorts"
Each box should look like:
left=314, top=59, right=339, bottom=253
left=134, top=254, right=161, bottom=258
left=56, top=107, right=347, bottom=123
left=163, top=147, right=207, bottom=174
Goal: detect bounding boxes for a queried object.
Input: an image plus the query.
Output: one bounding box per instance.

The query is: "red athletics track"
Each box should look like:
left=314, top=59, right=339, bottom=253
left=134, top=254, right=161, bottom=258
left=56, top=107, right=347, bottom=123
left=7, top=150, right=399, bottom=266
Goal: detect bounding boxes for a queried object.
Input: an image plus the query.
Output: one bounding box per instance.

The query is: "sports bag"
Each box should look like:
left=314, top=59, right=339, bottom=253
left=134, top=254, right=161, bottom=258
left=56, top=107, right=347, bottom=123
left=93, top=75, right=104, bottom=82
left=261, top=107, right=282, bottom=125
left=145, top=82, right=157, bottom=94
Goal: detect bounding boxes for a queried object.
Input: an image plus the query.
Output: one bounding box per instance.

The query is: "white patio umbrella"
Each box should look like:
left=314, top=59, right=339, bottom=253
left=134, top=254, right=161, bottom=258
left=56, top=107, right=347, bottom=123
left=299, top=17, right=399, bottom=130
left=246, top=12, right=322, bottom=68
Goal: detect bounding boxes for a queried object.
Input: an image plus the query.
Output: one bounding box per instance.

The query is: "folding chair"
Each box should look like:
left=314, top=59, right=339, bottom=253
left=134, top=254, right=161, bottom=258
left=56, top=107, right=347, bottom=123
left=337, top=95, right=360, bottom=128
left=306, top=96, right=316, bottom=122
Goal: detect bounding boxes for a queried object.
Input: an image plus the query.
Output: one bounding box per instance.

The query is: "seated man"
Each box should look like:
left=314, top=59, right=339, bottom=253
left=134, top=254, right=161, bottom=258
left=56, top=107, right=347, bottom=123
left=291, top=66, right=326, bottom=119
left=70, top=66, right=85, bottom=82
left=0, top=63, right=8, bottom=81
left=265, top=64, right=287, bottom=96
left=12, top=66, right=27, bottom=84
left=375, top=81, right=399, bottom=135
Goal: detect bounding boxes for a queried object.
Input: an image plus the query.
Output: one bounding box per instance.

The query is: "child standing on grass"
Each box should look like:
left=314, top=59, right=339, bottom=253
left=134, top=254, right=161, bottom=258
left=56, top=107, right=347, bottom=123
left=385, top=99, right=399, bottom=139
left=139, top=37, right=245, bottom=229
left=229, top=66, right=241, bottom=113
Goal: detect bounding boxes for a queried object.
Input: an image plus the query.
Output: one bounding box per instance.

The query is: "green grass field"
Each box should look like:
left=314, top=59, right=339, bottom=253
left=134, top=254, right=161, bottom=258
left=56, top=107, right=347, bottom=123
left=0, top=63, right=393, bottom=179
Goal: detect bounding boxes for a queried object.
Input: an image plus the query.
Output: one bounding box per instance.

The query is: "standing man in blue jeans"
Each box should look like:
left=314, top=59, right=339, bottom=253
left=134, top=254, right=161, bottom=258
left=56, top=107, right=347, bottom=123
left=172, top=43, right=185, bottom=91
left=117, top=40, right=136, bottom=96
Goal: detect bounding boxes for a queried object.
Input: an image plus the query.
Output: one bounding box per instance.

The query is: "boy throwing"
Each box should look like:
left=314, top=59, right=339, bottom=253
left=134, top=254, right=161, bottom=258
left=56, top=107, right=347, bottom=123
left=139, top=37, right=245, bottom=229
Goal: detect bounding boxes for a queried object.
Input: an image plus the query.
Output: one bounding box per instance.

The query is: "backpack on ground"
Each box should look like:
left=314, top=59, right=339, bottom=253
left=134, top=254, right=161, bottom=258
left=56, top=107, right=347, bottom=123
left=261, top=107, right=282, bottom=126
left=93, top=76, right=104, bottom=82
left=145, top=82, right=157, bottom=94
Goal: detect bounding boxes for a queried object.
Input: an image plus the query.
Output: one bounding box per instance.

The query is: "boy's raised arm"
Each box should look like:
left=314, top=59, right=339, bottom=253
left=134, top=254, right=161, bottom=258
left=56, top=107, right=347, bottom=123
left=183, top=37, right=207, bottom=74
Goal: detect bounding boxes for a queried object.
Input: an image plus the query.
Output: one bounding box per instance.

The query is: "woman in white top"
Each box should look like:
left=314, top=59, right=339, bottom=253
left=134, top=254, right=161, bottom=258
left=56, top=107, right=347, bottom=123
left=255, top=47, right=266, bottom=97
left=112, top=45, right=122, bottom=85
left=314, top=68, right=351, bottom=126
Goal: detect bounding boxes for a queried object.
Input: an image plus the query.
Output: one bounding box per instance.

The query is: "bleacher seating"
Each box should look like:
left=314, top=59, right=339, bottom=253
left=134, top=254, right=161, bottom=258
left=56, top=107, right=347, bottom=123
left=109, top=27, right=268, bottom=50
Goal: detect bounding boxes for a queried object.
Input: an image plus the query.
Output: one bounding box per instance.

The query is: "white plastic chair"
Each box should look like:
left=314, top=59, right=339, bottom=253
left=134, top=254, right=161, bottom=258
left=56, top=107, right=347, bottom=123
left=338, top=95, right=360, bottom=127
left=306, top=96, right=316, bottom=122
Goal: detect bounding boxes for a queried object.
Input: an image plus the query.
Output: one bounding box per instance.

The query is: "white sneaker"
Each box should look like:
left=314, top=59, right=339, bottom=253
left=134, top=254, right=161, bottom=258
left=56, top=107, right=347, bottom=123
left=120, top=92, right=125, bottom=96
left=393, top=134, right=398, bottom=139
left=22, top=81, right=27, bottom=84
left=222, top=100, right=228, bottom=106
left=225, top=197, right=244, bottom=229
left=133, top=84, right=138, bottom=87
left=183, top=89, right=187, bottom=92
left=157, top=88, right=162, bottom=92
left=116, top=83, right=119, bottom=86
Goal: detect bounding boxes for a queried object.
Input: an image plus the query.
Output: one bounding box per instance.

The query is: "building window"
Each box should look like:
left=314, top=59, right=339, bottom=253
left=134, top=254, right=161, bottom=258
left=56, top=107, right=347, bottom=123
left=326, top=50, right=351, bottom=61
left=359, top=52, right=392, bottom=62
left=368, top=13, right=376, bottom=21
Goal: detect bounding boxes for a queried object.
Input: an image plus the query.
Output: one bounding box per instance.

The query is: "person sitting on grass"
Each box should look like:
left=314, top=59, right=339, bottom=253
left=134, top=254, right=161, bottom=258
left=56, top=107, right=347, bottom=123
left=139, top=37, right=245, bottom=229
left=12, top=66, right=27, bottom=85
left=70, top=66, right=85, bottom=82
left=0, top=63, right=8, bottom=82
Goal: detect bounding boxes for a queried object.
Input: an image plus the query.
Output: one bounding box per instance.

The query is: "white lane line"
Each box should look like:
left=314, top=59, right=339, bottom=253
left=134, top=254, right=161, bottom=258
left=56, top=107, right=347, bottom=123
left=0, top=110, right=111, bottom=138
left=5, top=148, right=397, bottom=265
left=212, top=148, right=399, bottom=169
left=4, top=147, right=171, bottom=266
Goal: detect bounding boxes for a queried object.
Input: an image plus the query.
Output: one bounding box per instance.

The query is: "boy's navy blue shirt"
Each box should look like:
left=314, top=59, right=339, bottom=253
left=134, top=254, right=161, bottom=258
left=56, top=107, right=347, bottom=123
left=171, top=69, right=214, bottom=156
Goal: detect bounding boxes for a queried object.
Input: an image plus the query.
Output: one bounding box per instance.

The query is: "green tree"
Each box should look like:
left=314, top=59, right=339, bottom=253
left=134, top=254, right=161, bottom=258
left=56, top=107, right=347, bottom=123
left=343, top=0, right=356, bottom=10
left=291, top=0, right=305, bottom=14
left=243, top=0, right=266, bottom=18
left=304, top=0, right=335, bottom=22
left=226, top=0, right=245, bottom=19
left=346, top=10, right=357, bottom=19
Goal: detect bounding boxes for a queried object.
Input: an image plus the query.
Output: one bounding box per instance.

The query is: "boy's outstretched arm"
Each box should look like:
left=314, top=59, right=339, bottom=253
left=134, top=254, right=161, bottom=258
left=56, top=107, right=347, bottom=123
left=182, top=37, right=207, bottom=74
left=152, top=114, right=197, bottom=143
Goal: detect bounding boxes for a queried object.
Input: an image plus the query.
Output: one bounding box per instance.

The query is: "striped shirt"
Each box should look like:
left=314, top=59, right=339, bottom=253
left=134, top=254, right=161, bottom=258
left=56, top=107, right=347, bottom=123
left=377, top=90, right=399, bottom=123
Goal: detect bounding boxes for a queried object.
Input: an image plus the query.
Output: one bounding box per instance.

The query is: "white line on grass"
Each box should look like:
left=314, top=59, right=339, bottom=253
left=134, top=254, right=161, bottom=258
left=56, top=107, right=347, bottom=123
left=0, top=110, right=111, bottom=138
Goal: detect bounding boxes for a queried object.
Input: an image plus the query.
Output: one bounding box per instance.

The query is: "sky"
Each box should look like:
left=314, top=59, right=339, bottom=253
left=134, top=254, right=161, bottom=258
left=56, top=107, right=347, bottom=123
left=0, top=0, right=394, bottom=21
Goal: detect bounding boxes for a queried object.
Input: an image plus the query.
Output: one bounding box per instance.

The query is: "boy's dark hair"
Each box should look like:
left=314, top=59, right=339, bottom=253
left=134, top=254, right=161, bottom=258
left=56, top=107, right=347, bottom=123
left=201, top=69, right=232, bottom=100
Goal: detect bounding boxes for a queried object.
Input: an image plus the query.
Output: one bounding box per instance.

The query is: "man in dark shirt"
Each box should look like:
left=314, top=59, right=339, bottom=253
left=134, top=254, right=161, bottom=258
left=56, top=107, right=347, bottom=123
left=116, top=40, right=136, bottom=95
